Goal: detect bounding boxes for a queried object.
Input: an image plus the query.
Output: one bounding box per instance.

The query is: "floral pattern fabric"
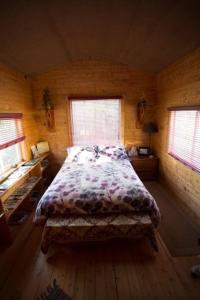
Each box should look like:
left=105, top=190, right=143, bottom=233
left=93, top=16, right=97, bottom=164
left=34, top=156, right=161, bottom=226
left=66, top=145, right=98, bottom=163
left=97, top=145, right=128, bottom=160
left=66, top=145, right=128, bottom=163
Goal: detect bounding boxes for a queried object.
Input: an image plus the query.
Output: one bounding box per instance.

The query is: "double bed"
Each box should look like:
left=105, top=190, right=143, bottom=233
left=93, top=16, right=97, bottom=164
left=34, top=145, right=161, bottom=253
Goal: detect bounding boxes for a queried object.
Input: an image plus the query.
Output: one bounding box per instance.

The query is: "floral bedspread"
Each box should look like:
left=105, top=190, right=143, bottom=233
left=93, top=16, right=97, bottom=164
left=34, top=157, right=161, bottom=226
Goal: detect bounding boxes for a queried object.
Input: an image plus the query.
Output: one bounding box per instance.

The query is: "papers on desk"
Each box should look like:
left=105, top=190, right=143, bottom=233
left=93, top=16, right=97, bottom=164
left=0, top=166, right=32, bottom=191
left=0, top=178, right=18, bottom=190
left=9, top=166, right=32, bottom=179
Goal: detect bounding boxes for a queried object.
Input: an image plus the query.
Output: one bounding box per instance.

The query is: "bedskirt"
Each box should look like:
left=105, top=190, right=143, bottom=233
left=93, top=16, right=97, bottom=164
left=41, top=213, right=158, bottom=253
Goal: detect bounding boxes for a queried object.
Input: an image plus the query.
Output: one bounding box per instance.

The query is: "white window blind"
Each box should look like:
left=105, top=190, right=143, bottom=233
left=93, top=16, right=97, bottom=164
left=0, top=113, right=25, bottom=150
left=70, top=99, right=121, bottom=145
left=0, top=113, right=24, bottom=176
left=168, top=107, right=200, bottom=173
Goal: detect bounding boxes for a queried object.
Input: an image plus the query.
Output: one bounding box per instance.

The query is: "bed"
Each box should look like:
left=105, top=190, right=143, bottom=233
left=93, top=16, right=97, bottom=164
left=34, top=145, right=161, bottom=253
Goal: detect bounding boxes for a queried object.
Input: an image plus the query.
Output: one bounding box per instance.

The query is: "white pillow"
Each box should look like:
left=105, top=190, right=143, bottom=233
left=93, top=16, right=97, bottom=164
left=66, top=146, right=82, bottom=161
left=66, top=146, right=97, bottom=163
left=95, top=155, right=112, bottom=164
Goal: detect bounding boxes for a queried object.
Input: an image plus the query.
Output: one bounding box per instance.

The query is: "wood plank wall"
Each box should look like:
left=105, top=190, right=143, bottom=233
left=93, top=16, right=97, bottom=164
left=0, top=63, right=39, bottom=160
left=1, top=52, right=200, bottom=224
left=32, top=59, right=156, bottom=174
left=154, top=47, right=200, bottom=224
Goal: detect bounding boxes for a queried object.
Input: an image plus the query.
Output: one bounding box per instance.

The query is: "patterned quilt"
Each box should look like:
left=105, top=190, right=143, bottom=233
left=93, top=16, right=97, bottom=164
left=34, top=148, right=161, bottom=227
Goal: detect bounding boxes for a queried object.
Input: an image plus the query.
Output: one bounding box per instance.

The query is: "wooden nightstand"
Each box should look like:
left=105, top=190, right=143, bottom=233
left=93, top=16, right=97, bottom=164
left=130, top=156, right=159, bottom=181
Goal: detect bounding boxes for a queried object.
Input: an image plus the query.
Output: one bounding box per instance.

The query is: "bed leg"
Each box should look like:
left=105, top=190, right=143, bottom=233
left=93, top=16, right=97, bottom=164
left=147, top=230, right=158, bottom=252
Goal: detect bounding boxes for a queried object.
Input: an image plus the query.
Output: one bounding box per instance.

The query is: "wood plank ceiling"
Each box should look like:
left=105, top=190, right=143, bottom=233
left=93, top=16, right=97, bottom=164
left=0, top=0, right=200, bottom=74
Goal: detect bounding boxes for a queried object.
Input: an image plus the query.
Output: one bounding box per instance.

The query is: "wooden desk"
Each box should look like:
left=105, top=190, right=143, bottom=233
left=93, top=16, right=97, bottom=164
left=0, top=153, right=50, bottom=246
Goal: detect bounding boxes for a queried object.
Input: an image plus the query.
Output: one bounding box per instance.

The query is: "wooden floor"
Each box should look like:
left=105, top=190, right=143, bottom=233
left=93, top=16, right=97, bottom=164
left=1, top=184, right=200, bottom=300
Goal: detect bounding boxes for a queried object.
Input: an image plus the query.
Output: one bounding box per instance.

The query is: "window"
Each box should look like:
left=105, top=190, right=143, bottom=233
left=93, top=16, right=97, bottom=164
left=168, top=106, right=200, bottom=173
left=70, top=98, right=121, bottom=145
left=0, top=113, right=25, bottom=175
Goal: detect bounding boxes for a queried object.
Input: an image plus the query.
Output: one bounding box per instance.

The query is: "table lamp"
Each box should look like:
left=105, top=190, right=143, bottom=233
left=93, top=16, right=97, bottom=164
left=143, top=122, right=158, bottom=149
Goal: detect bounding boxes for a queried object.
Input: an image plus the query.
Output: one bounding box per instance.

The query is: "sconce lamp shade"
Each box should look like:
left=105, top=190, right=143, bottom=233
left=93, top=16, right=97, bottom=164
left=143, top=122, right=158, bottom=133
left=143, top=122, right=158, bottom=149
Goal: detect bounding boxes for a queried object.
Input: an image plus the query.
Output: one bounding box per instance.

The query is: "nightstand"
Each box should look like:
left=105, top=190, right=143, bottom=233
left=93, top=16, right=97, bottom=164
left=129, top=156, right=159, bottom=181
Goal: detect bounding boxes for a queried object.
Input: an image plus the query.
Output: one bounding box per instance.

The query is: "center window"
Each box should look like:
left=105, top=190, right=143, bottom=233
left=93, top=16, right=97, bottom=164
left=70, top=98, right=121, bottom=145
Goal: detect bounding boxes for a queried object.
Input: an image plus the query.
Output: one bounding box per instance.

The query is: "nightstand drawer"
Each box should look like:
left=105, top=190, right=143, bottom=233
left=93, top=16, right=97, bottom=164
left=130, top=157, right=159, bottom=181
left=135, top=170, right=157, bottom=180
left=132, top=158, right=157, bottom=169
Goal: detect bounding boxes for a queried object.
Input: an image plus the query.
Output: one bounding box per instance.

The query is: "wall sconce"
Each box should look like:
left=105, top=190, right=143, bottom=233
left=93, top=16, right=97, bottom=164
left=43, top=88, right=55, bottom=129
left=143, top=122, right=158, bottom=149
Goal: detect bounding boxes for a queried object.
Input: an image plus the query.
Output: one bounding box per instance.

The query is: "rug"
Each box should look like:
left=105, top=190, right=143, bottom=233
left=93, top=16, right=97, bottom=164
left=144, top=181, right=200, bottom=257
left=37, top=279, right=72, bottom=300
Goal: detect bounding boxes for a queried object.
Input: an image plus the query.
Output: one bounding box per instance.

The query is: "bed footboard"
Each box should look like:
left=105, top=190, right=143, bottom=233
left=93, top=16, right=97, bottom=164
left=40, top=213, right=158, bottom=254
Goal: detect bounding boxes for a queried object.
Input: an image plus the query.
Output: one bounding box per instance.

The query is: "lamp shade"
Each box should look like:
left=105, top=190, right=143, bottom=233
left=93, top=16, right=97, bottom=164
left=143, top=122, right=158, bottom=133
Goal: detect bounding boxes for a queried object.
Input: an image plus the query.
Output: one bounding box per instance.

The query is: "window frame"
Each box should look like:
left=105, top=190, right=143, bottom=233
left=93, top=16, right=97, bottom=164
left=168, top=105, right=200, bottom=174
left=68, top=96, right=124, bottom=146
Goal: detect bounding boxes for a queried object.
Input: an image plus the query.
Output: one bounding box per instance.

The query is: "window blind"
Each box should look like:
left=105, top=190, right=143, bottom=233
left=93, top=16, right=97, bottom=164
left=168, top=108, right=200, bottom=173
left=0, top=113, right=25, bottom=150
left=70, top=99, right=121, bottom=145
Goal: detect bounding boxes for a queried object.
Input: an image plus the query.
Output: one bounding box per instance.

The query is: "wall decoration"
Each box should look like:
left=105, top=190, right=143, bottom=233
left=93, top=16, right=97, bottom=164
left=136, top=98, right=146, bottom=128
left=43, top=88, right=55, bottom=129
left=136, top=96, right=154, bottom=129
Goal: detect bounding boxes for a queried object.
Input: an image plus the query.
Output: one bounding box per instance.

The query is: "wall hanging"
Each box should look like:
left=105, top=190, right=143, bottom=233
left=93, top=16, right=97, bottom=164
left=136, top=97, right=153, bottom=129
left=43, top=88, right=55, bottom=129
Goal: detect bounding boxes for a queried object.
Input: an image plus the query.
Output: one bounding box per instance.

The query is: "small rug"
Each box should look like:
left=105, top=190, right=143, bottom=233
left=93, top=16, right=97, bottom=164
left=145, top=181, right=200, bottom=257
left=37, top=279, right=72, bottom=300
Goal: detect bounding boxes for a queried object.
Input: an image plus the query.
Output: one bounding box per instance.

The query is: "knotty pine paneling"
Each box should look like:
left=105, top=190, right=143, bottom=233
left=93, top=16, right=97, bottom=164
left=0, top=63, right=39, bottom=160
left=154, top=47, right=200, bottom=223
left=32, top=59, right=156, bottom=174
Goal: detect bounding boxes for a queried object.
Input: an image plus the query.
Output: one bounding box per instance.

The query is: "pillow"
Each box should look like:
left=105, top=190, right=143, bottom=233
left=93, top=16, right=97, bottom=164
left=98, top=145, right=128, bottom=160
left=66, top=146, right=82, bottom=161
left=66, top=145, right=98, bottom=163
left=76, top=150, right=96, bottom=163
left=95, top=154, right=112, bottom=164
